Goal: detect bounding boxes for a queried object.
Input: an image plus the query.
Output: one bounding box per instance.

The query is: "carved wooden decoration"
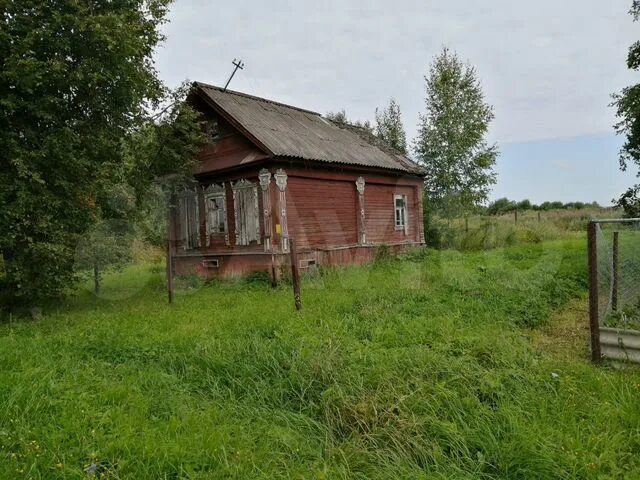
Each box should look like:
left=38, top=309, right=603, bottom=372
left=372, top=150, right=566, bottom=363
left=274, top=169, right=289, bottom=252
left=355, top=177, right=366, bottom=244
left=258, top=169, right=273, bottom=252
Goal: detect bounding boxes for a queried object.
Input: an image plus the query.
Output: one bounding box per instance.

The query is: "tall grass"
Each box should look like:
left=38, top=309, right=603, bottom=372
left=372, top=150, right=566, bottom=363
left=427, top=207, right=621, bottom=251
left=0, top=238, right=639, bottom=478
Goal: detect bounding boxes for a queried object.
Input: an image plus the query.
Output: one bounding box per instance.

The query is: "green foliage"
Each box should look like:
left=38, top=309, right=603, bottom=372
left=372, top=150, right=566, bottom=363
left=487, top=197, right=517, bottom=215
left=374, top=98, right=407, bottom=153
left=612, top=2, right=640, bottom=215
left=325, top=109, right=374, bottom=134
left=414, top=47, right=498, bottom=220
left=0, top=0, right=172, bottom=308
left=616, top=184, right=640, bottom=218
left=124, top=82, right=208, bottom=246
left=74, top=220, right=133, bottom=294
left=374, top=244, right=392, bottom=261
left=516, top=199, right=532, bottom=211
left=486, top=198, right=599, bottom=216
left=1, top=240, right=639, bottom=477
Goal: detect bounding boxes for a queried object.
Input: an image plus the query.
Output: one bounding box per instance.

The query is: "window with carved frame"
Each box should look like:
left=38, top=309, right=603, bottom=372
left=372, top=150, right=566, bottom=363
left=203, top=183, right=228, bottom=245
left=232, top=179, right=260, bottom=246
left=177, top=190, right=200, bottom=250
left=394, top=194, right=408, bottom=233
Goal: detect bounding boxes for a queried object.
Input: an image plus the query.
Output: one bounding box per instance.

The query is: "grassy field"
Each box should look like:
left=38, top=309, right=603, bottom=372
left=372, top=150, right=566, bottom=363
left=1, top=238, right=640, bottom=478
left=432, top=207, right=620, bottom=251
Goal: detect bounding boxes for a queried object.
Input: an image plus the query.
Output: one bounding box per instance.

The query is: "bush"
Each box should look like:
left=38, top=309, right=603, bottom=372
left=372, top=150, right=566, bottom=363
left=375, top=244, right=392, bottom=261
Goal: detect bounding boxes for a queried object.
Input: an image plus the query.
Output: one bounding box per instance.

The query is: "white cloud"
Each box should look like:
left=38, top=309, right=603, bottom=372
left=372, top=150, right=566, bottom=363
left=156, top=0, right=638, bottom=145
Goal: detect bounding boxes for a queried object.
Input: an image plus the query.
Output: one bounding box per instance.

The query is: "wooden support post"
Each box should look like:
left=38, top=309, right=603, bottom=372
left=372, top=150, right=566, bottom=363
left=537, top=211, right=541, bottom=223
left=289, top=237, right=301, bottom=310
left=465, top=217, right=469, bottom=233
left=166, top=239, right=174, bottom=304
left=587, top=221, right=601, bottom=363
left=270, top=253, right=278, bottom=288
left=166, top=199, right=175, bottom=304
left=514, top=209, right=518, bottom=224
left=612, top=231, right=619, bottom=312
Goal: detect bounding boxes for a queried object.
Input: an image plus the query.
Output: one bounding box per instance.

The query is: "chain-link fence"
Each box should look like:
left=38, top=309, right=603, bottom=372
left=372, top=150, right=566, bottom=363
left=588, top=219, right=640, bottom=363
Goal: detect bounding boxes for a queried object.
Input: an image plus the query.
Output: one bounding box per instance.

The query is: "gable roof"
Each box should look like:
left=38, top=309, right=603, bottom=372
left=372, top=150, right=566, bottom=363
left=194, top=82, right=424, bottom=176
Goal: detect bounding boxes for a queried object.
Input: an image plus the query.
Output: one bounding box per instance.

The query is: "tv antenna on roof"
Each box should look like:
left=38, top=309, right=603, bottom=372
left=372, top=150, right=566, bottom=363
left=223, top=58, right=244, bottom=91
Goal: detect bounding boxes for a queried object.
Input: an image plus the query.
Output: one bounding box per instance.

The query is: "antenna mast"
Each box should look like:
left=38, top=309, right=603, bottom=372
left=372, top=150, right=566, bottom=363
left=223, top=58, right=245, bottom=91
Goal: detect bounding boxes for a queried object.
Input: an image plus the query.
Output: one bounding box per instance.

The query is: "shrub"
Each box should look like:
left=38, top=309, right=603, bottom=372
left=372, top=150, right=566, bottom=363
left=375, top=244, right=392, bottom=261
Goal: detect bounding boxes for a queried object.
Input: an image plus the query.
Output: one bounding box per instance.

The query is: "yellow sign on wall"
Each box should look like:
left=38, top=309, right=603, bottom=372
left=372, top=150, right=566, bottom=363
left=275, top=224, right=281, bottom=235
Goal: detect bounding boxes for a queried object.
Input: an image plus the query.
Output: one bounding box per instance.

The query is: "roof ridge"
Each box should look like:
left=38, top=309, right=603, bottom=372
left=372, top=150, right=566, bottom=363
left=194, top=81, right=321, bottom=116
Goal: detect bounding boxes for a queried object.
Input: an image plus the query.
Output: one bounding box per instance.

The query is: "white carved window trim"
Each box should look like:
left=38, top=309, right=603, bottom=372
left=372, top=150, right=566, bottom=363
left=355, top=176, right=366, bottom=244
left=232, top=179, right=261, bottom=246
left=394, top=194, right=408, bottom=234
left=274, top=169, right=289, bottom=253
left=203, top=183, right=228, bottom=246
left=178, top=190, right=201, bottom=250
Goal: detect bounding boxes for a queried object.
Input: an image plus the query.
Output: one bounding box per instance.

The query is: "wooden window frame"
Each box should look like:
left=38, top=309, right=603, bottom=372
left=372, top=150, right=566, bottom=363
left=232, top=179, right=261, bottom=246
left=203, top=183, right=228, bottom=246
left=394, top=194, right=408, bottom=235
left=178, top=190, right=201, bottom=251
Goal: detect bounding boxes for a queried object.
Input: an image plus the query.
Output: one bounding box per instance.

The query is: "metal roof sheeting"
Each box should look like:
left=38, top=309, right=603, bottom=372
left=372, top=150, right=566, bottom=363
left=196, top=82, right=424, bottom=176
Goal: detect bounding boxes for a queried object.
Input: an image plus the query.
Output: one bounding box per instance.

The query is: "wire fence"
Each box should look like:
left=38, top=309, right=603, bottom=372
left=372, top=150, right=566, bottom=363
left=589, top=219, right=640, bottom=363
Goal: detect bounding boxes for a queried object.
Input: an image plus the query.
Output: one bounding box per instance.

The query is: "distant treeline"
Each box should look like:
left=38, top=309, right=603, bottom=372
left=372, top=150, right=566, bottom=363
left=484, top=198, right=601, bottom=216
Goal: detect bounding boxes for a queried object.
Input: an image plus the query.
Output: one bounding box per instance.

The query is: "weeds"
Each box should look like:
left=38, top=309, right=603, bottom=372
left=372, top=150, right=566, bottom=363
left=0, top=238, right=638, bottom=478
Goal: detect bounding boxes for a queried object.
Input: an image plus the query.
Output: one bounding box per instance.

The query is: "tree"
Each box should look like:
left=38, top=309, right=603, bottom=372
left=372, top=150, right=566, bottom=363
left=414, top=47, right=498, bottom=221
left=516, top=199, right=532, bottom=211
left=325, top=109, right=349, bottom=124
left=612, top=1, right=640, bottom=216
left=487, top=198, right=516, bottom=216
left=325, top=109, right=374, bottom=134
left=375, top=98, right=407, bottom=153
left=74, top=221, right=132, bottom=295
left=124, top=83, right=208, bottom=246
left=0, top=0, right=173, bottom=310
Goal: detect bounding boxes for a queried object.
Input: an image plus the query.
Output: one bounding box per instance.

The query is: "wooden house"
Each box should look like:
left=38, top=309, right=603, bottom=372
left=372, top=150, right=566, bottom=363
left=169, top=82, right=425, bottom=279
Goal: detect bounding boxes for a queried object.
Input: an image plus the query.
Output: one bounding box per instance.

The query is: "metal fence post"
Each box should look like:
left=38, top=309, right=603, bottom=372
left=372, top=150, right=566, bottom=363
left=587, top=221, right=601, bottom=362
left=612, top=231, right=619, bottom=312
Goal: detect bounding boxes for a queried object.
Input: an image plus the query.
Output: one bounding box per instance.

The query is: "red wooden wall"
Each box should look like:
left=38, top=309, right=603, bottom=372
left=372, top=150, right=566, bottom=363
left=286, top=176, right=359, bottom=249
left=364, top=183, right=417, bottom=244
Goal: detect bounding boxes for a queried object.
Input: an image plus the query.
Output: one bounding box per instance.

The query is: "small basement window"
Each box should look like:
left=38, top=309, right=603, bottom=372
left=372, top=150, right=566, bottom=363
left=394, top=194, right=408, bottom=232
left=202, top=259, right=220, bottom=269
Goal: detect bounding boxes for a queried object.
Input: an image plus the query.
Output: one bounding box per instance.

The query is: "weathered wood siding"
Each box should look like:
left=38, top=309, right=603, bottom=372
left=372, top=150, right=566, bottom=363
left=286, top=176, right=359, bottom=249
left=193, top=108, right=269, bottom=174
left=364, top=183, right=418, bottom=244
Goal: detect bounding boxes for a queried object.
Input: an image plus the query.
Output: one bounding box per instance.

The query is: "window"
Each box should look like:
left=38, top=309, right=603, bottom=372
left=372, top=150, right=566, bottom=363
left=203, top=184, right=227, bottom=245
left=178, top=191, right=200, bottom=250
left=204, top=118, right=219, bottom=142
left=394, top=194, right=408, bottom=233
left=232, top=179, right=260, bottom=246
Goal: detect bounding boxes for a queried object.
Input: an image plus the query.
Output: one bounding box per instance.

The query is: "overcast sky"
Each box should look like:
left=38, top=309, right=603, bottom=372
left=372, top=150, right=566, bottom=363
left=156, top=0, right=639, bottom=204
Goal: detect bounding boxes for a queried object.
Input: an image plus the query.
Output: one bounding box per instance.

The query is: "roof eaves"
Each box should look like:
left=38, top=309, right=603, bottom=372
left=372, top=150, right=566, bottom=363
left=194, top=83, right=275, bottom=158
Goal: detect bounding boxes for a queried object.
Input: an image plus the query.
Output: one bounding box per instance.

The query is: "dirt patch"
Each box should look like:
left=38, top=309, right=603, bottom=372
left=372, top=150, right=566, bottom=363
left=530, top=296, right=591, bottom=362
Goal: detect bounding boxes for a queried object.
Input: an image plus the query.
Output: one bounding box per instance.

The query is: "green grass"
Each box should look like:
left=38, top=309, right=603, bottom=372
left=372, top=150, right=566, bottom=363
left=1, top=238, right=640, bottom=478
left=429, top=207, right=620, bottom=251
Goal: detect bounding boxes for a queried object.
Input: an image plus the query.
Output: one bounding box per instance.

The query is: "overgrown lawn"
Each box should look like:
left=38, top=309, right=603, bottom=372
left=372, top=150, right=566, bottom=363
left=1, top=238, right=639, bottom=479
